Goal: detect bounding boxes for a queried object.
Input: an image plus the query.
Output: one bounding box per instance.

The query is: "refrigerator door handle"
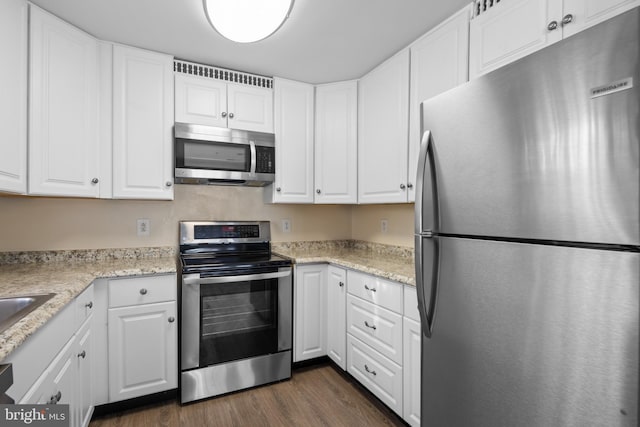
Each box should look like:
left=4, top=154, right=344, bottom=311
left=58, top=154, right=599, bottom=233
left=415, top=234, right=439, bottom=338
left=414, top=128, right=439, bottom=235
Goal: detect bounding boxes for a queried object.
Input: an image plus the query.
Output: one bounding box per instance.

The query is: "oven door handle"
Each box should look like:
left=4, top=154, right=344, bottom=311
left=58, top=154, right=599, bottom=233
left=183, top=268, right=292, bottom=286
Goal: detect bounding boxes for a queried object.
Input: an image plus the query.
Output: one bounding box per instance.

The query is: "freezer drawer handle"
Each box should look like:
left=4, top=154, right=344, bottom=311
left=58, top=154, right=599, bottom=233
left=364, top=365, right=377, bottom=376
left=364, top=284, right=377, bottom=292
left=364, top=321, right=377, bottom=330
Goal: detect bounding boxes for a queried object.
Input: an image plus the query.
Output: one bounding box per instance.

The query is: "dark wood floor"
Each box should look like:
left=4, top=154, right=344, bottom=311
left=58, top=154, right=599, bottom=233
left=90, top=363, right=406, bottom=427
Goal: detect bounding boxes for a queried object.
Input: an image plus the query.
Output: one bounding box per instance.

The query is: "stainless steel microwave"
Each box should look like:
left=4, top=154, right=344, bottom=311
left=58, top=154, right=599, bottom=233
left=174, top=123, right=275, bottom=186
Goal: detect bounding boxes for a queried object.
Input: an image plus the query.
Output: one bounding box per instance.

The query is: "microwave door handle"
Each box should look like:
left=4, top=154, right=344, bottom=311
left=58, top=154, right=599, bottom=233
left=249, top=140, right=257, bottom=173
left=183, top=269, right=291, bottom=286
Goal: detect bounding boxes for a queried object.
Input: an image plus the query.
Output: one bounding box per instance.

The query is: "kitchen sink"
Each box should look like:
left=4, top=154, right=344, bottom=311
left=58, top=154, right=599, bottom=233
left=0, top=294, right=55, bottom=334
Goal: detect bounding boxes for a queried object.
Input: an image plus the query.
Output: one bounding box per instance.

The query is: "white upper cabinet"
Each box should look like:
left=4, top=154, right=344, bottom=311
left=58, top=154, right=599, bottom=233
left=314, top=81, right=358, bottom=204
left=29, top=5, right=100, bottom=197
left=267, top=77, right=315, bottom=203
left=469, top=0, right=639, bottom=78
left=358, top=49, right=410, bottom=204
left=0, top=0, right=27, bottom=194
left=112, top=44, right=174, bottom=200
left=408, top=4, right=471, bottom=202
left=175, top=72, right=273, bottom=133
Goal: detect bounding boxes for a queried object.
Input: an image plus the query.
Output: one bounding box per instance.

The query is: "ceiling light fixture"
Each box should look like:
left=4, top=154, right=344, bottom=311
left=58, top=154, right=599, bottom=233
left=203, top=0, right=294, bottom=43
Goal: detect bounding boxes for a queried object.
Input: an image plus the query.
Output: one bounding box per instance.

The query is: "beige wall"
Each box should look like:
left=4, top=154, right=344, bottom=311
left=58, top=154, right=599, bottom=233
left=0, top=186, right=415, bottom=251
left=351, top=204, right=414, bottom=247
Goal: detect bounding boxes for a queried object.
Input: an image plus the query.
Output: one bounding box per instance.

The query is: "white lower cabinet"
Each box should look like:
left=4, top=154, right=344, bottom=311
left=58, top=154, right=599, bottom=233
left=106, top=274, right=178, bottom=402
left=326, top=266, right=347, bottom=369
left=347, top=334, right=403, bottom=415
left=294, top=265, right=327, bottom=362
left=403, top=317, right=421, bottom=427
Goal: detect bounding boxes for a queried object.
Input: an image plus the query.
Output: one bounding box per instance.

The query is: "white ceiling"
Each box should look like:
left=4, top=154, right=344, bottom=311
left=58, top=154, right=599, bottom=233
left=29, top=0, right=472, bottom=84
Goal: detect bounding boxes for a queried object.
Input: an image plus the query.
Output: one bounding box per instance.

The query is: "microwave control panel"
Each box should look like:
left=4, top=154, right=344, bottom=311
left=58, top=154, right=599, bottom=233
left=255, top=147, right=275, bottom=174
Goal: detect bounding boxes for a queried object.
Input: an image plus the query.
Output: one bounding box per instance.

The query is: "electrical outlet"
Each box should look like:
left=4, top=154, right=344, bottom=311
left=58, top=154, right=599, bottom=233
left=137, top=218, right=150, bottom=236
left=282, top=219, right=291, bottom=233
left=381, top=219, right=389, bottom=233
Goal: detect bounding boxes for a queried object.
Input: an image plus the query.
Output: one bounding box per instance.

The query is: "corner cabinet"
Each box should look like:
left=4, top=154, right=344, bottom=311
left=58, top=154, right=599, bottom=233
left=358, top=49, right=410, bottom=204
left=0, top=0, right=27, bottom=194
left=107, top=274, right=178, bottom=402
left=29, top=5, right=101, bottom=198
left=294, top=265, right=327, bottom=362
left=408, top=5, right=471, bottom=202
left=266, top=78, right=315, bottom=204
left=112, top=44, right=174, bottom=200
left=469, top=0, right=639, bottom=78
left=314, top=81, right=358, bottom=204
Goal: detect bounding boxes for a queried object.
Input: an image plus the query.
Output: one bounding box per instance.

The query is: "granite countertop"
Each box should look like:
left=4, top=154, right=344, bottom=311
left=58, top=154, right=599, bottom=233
left=272, top=240, right=416, bottom=287
left=0, top=248, right=177, bottom=362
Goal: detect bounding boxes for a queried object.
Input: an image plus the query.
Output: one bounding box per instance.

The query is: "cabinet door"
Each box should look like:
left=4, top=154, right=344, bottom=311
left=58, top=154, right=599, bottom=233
left=314, top=81, right=358, bottom=204
left=269, top=78, right=314, bottom=203
left=76, top=317, right=93, bottom=427
left=403, top=317, right=421, bottom=427
left=174, top=74, right=227, bottom=127
left=29, top=5, right=100, bottom=197
left=358, top=49, right=410, bottom=204
left=108, top=301, right=178, bottom=402
left=469, top=0, right=563, bottom=79
left=227, top=83, right=274, bottom=133
left=408, top=5, right=471, bottom=202
left=562, top=0, right=640, bottom=37
left=0, top=0, right=27, bottom=194
left=326, top=266, right=347, bottom=369
left=294, top=265, right=327, bottom=362
left=112, top=45, right=174, bottom=200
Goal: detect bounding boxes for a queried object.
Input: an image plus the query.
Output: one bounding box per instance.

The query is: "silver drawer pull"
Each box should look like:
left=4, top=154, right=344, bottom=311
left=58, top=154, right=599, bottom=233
left=364, top=365, right=377, bottom=376
left=364, top=284, right=377, bottom=292
left=339, top=281, right=344, bottom=287
left=85, top=301, right=93, bottom=309
left=364, top=321, right=377, bottom=330
left=140, top=288, right=148, bottom=295
left=78, top=350, right=86, bottom=359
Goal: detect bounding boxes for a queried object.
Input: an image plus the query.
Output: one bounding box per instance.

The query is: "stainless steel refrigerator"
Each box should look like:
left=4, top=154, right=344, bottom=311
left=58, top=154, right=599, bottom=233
left=415, top=7, right=639, bottom=427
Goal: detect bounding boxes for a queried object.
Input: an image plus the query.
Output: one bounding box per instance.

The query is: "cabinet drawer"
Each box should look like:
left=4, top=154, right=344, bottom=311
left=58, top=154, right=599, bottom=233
left=75, top=284, right=95, bottom=329
left=347, top=334, right=403, bottom=416
left=108, top=274, right=176, bottom=308
left=403, top=285, right=420, bottom=323
left=347, top=294, right=403, bottom=365
left=347, top=270, right=403, bottom=313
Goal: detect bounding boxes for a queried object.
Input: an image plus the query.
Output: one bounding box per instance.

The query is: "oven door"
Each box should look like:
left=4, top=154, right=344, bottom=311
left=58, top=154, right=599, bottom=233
left=181, top=266, right=292, bottom=371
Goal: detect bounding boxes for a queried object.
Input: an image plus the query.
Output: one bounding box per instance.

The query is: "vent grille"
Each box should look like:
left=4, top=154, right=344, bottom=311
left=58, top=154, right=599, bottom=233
left=174, top=59, right=273, bottom=89
left=473, top=0, right=503, bottom=17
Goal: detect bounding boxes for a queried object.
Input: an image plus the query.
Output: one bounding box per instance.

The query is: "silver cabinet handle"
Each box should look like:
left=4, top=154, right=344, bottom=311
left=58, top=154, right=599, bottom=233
left=139, top=288, right=148, bottom=295
left=48, top=391, right=62, bottom=404
left=364, top=365, right=377, bottom=376
left=276, top=187, right=281, bottom=192
left=407, top=183, right=413, bottom=189
left=78, top=350, right=86, bottom=359
left=547, top=20, right=558, bottom=31
left=229, top=113, right=234, bottom=119
left=85, top=301, right=93, bottom=309
left=339, top=281, right=344, bottom=287
left=561, top=14, right=573, bottom=25
left=400, top=183, right=406, bottom=190
left=91, top=178, right=99, bottom=184
left=316, top=189, right=321, bottom=194
left=364, top=320, right=377, bottom=330
left=364, top=284, right=377, bottom=292
left=166, top=181, right=173, bottom=187
left=168, top=316, right=175, bottom=323
left=183, top=268, right=291, bottom=286
left=221, top=112, right=227, bottom=118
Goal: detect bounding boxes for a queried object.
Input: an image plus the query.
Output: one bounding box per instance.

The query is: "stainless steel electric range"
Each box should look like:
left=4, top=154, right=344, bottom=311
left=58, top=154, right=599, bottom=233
left=178, top=221, right=292, bottom=404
